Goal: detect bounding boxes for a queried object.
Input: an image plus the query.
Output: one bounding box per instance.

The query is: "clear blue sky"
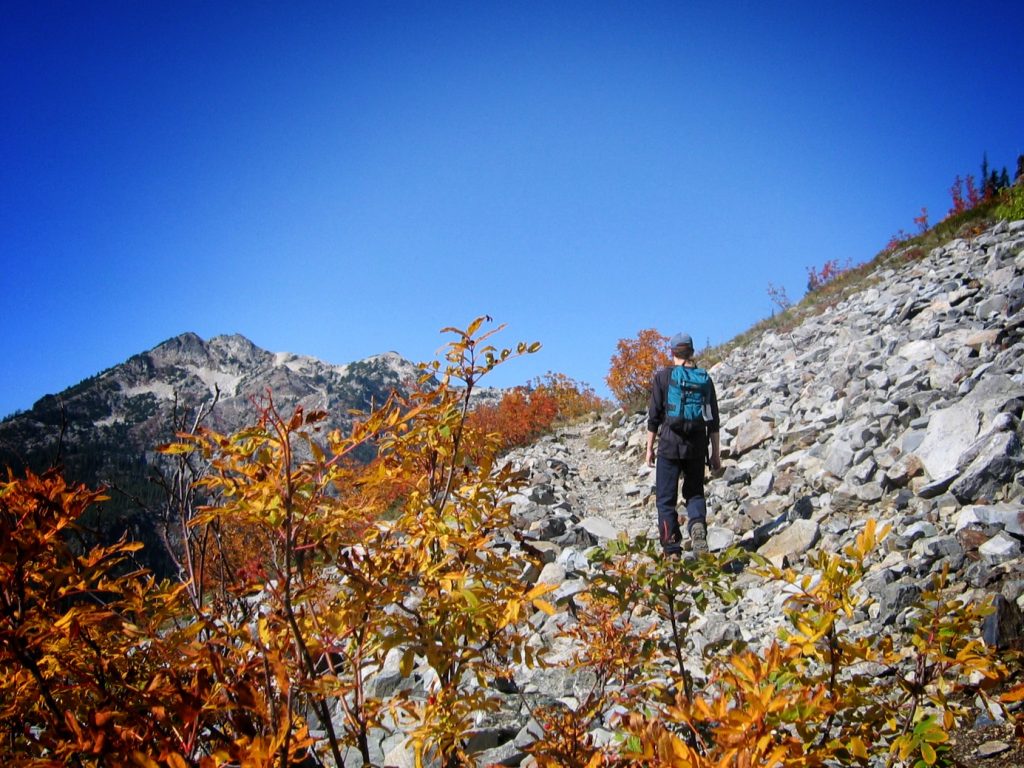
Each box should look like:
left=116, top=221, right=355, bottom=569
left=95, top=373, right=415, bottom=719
left=2, top=1, right=1022, bottom=418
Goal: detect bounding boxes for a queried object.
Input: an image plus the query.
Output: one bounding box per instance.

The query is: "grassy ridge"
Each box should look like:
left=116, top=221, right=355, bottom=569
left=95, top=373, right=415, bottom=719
left=697, top=183, right=1024, bottom=369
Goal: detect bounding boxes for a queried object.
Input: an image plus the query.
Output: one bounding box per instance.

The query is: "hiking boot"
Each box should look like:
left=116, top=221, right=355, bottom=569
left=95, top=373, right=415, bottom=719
left=689, top=521, right=708, bottom=554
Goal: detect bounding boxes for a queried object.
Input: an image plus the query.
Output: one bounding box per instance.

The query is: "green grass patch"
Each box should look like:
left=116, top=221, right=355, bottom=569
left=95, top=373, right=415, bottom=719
left=587, top=430, right=612, bottom=451
left=994, top=184, right=1024, bottom=221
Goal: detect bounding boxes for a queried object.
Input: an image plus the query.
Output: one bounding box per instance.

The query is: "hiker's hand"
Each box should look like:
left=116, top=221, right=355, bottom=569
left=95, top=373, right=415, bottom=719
left=709, top=452, right=721, bottom=472
left=646, top=448, right=655, bottom=468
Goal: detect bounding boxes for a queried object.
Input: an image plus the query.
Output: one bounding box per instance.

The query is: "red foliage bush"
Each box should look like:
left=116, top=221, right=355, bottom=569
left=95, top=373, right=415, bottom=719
left=805, top=258, right=851, bottom=292
left=948, top=174, right=982, bottom=218
left=466, top=372, right=605, bottom=455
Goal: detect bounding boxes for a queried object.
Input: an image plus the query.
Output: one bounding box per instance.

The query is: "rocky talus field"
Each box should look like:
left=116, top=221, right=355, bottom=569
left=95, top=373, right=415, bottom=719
left=353, top=220, right=1024, bottom=766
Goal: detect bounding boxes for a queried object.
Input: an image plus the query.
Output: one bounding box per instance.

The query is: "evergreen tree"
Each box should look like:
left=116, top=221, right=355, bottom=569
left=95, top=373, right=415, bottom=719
left=1000, top=168, right=1011, bottom=189
left=1016, top=153, right=1024, bottom=184
left=986, top=170, right=999, bottom=200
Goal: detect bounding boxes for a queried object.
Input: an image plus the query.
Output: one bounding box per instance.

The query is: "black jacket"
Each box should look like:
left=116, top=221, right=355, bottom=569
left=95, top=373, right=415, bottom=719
left=647, top=365, right=720, bottom=459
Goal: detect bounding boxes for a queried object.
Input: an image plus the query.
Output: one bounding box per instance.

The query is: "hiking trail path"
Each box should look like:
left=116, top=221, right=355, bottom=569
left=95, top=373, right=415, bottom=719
left=553, top=419, right=657, bottom=543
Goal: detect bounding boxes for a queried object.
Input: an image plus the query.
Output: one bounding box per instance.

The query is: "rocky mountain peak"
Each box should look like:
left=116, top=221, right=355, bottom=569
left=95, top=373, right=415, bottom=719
left=0, top=333, right=423, bottom=504
left=144, top=332, right=270, bottom=374
left=205, top=333, right=271, bottom=368
left=147, top=331, right=212, bottom=367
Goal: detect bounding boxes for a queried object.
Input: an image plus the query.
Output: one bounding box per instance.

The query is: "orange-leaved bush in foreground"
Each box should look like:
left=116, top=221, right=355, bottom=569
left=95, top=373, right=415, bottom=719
left=0, top=467, right=303, bottom=767
left=523, top=521, right=1013, bottom=768
left=1, top=317, right=555, bottom=768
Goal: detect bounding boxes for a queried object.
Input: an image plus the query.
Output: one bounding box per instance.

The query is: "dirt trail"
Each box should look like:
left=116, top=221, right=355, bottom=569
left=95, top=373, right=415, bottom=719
left=553, top=421, right=656, bottom=543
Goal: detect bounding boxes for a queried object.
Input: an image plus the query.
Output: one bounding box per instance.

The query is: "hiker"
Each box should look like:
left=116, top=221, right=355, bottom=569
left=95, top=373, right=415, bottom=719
left=645, top=332, right=721, bottom=556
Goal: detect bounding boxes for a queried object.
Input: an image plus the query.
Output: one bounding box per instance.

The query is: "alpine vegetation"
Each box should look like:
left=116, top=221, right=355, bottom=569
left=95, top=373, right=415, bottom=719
left=2, top=217, right=1024, bottom=767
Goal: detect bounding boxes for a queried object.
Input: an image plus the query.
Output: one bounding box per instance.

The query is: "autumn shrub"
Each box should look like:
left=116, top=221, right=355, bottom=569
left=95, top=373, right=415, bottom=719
left=1, top=317, right=555, bottom=768
left=805, top=258, right=853, bottom=293
left=531, top=371, right=607, bottom=422
left=606, top=329, right=671, bottom=412
left=525, top=521, right=1013, bottom=768
left=466, top=387, right=558, bottom=454
left=0, top=469, right=181, bottom=764
left=175, top=318, right=555, bottom=767
left=947, top=174, right=981, bottom=217
left=524, top=536, right=743, bottom=768
left=466, top=371, right=606, bottom=457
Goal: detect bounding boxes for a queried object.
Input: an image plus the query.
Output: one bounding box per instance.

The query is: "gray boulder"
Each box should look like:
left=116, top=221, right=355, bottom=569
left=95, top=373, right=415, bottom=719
left=950, top=431, right=1022, bottom=502
left=757, top=519, right=820, bottom=564
left=914, top=406, right=982, bottom=480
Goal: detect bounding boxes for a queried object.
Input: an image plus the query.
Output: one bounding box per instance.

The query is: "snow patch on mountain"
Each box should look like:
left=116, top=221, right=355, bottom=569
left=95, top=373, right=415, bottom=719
left=273, top=352, right=321, bottom=374
left=191, top=367, right=243, bottom=397
left=124, top=381, right=178, bottom=401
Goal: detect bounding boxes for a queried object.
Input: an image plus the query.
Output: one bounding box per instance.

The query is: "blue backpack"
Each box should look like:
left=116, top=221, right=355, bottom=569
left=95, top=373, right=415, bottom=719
left=666, top=365, right=712, bottom=438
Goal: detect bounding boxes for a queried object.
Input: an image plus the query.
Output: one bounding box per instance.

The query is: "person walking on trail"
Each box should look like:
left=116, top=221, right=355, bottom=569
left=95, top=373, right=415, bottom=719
left=645, top=332, right=722, bottom=556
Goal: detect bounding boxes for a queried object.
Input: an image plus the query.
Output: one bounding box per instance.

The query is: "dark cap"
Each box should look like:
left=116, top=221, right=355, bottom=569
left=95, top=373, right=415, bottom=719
left=670, top=333, right=693, bottom=348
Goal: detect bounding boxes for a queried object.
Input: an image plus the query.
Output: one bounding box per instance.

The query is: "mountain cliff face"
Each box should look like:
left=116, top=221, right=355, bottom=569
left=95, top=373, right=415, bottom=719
left=0, top=333, right=421, bottom=469
left=0, top=334, right=424, bottom=574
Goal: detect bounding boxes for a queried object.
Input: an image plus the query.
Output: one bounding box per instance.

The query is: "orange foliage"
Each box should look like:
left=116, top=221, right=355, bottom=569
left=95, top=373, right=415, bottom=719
left=466, top=372, right=605, bottom=455
left=605, top=328, right=670, bottom=411
left=5, top=318, right=1010, bottom=767
left=531, top=371, right=606, bottom=422
left=467, top=386, right=558, bottom=452
left=0, top=467, right=306, bottom=767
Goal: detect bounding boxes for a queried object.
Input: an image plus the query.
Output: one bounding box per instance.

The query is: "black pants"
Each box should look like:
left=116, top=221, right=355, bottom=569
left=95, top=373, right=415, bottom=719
left=655, top=447, right=707, bottom=556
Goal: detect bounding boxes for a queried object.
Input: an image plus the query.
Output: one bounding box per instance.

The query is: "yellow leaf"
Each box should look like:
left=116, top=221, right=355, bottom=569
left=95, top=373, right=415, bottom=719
left=849, top=737, right=868, bottom=759
left=257, top=617, right=272, bottom=648
left=921, top=742, right=937, bottom=765
left=525, top=582, right=557, bottom=601
left=156, top=442, right=195, bottom=455
left=502, top=599, right=522, bottom=626
left=399, top=650, right=415, bottom=678
left=532, top=599, right=556, bottom=616
left=731, top=655, right=754, bottom=683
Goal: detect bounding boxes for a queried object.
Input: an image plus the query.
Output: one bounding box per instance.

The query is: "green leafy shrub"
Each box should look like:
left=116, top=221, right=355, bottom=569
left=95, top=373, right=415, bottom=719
left=994, top=184, right=1024, bottom=221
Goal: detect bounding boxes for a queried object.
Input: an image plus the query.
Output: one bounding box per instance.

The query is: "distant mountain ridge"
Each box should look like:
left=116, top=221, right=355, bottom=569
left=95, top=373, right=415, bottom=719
left=0, top=332, right=421, bottom=468
left=0, top=333, right=430, bottom=574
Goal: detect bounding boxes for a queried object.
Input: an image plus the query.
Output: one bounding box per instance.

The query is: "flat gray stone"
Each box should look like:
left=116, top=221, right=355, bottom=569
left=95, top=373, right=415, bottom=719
left=914, top=405, right=981, bottom=479
left=577, top=516, right=620, bottom=540
left=757, top=519, right=820, bottom=563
